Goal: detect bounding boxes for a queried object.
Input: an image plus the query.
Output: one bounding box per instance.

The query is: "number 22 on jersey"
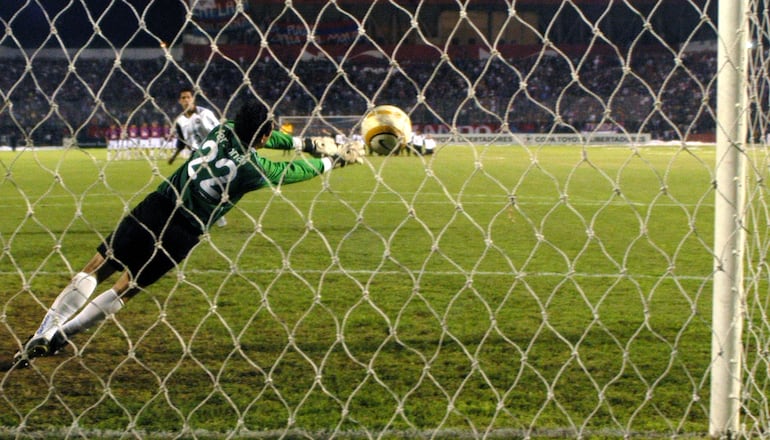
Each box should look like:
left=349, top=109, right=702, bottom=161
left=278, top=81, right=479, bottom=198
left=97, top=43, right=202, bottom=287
left=187, top=139, right=237, bottom=199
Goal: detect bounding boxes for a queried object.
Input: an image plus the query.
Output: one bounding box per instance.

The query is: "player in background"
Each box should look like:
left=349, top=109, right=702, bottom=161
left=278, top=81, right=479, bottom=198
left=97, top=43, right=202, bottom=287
left=117, top=124, right=131, bottom=160
left=410, top=131, right=435, bottom=156
left=161, top=121, right=173, bottom=159
left=167, top=88, right=227, bottom=225
left=139, top=121, right=151, bottom=157
left=422, top=133, right=436, bottom=155
left=127, top=122, right=139, bottom=159
left=334, top=132, right=347, bottom=146
left=167, top=88, right=219, bottom=166
left=148, top=120, right=164, bottom=159
left=350, top=133, right=364, bottom=145
left=2, top=100, right=364, bottom=371
left=105, top=123, right=120, bottom=161
left=409, top=131, right=424, bottom=156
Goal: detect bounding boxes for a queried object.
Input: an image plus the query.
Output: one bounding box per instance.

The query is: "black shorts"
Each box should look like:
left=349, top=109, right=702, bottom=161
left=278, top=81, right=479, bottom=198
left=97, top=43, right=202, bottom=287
left=97, top=192, right=201, bottom=288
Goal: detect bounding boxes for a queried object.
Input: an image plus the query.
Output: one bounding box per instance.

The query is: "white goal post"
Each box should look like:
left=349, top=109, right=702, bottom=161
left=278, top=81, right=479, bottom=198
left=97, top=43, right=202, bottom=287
left=1, top=0, right=770, bottom=438
left=710, top=0, right=748, bottom=436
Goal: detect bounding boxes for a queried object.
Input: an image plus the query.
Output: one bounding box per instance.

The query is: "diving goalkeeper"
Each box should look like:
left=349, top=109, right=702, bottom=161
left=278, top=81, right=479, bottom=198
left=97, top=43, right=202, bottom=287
left=2, top=100, right=364, bottom=371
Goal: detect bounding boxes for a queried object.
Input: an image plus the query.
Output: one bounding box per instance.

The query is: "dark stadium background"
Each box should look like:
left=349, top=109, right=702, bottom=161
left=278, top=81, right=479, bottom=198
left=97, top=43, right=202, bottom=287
left=1, top=1, right=714, bottom=49
left=0, top=0, right=718, bottom=147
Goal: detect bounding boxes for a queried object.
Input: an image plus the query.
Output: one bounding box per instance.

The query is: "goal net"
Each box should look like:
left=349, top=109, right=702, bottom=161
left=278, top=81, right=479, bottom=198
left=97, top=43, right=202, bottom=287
left=278, top=115, right=362, bottom=139
left=0, top=0, right=767, bottom=438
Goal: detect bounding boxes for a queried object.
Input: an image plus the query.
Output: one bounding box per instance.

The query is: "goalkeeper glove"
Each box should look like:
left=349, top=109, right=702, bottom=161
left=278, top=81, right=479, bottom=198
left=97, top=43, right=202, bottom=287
left=330, top=140, right=365, bottom=168
left=302, top=136, right=338, bottom=157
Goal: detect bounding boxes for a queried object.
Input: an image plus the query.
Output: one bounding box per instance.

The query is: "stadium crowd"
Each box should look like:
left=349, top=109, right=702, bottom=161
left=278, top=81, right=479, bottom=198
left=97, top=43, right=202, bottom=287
left=0, top=48, right=716, bottom=147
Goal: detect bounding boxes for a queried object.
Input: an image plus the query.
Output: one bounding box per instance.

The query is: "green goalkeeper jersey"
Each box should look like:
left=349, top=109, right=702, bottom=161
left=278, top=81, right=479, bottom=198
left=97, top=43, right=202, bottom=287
left=156, top=122, right=325, bottom=232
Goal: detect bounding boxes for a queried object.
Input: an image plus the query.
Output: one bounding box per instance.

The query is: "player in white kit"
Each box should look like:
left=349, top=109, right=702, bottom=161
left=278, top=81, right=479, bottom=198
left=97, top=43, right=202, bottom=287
left=167, top=88, right=220, bottom=165
left=167, top=88, right=227, bottom=226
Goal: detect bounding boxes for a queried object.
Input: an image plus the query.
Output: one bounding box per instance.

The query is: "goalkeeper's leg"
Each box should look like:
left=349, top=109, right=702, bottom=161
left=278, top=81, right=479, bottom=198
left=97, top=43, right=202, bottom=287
left=8, top=255, right=117, bottom=364
left=3, top=291, right=125, bottom=372
left=52, top=273, right=131, bottom=353
left=59, top=287, right=124, bottom=339
left=3, top=269, right=129, bottom=371
left=28, top=253, right=119, bottom=342
left=31, top=271, right=97, bottom=342
left=1, top=270, right=99, bottom=371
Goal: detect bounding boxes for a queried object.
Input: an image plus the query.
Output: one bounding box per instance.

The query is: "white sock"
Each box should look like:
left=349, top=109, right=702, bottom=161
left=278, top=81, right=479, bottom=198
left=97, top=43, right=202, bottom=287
left=34, top=272, right=97, bottom=340
left=61, top=289, right=124, bottom=338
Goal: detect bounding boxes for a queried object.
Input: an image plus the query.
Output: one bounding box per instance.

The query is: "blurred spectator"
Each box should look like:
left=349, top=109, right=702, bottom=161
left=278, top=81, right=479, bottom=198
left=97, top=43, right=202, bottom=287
left=0, top=49, right=718, bottom=145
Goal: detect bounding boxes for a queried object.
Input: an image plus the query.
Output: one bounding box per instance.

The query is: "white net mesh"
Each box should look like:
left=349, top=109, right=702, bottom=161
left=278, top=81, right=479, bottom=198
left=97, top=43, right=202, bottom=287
left=1, top=0, right=767, bottom=438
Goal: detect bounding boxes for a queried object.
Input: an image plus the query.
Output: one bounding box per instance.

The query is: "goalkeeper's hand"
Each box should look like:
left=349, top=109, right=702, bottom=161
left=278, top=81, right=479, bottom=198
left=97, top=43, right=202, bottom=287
left=302, top=136, right=338, bottom=157
left=330, top=140, right=365, bottom=168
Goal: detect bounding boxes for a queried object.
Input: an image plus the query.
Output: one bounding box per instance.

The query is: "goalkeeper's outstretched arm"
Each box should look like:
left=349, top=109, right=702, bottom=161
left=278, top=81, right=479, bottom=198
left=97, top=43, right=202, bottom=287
left=301, top=136, right=338, bottom=157
left=261, top=130, right=337, bottom=157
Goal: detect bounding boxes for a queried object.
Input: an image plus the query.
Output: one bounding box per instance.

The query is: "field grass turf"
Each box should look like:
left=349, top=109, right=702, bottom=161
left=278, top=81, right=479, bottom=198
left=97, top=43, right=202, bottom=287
left=0, top=144, right=723, bottom=438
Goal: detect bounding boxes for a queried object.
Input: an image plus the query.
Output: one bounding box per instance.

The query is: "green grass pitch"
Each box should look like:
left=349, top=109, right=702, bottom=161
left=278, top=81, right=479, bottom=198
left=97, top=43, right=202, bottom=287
left=0, top=144, right=719, bottom=438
